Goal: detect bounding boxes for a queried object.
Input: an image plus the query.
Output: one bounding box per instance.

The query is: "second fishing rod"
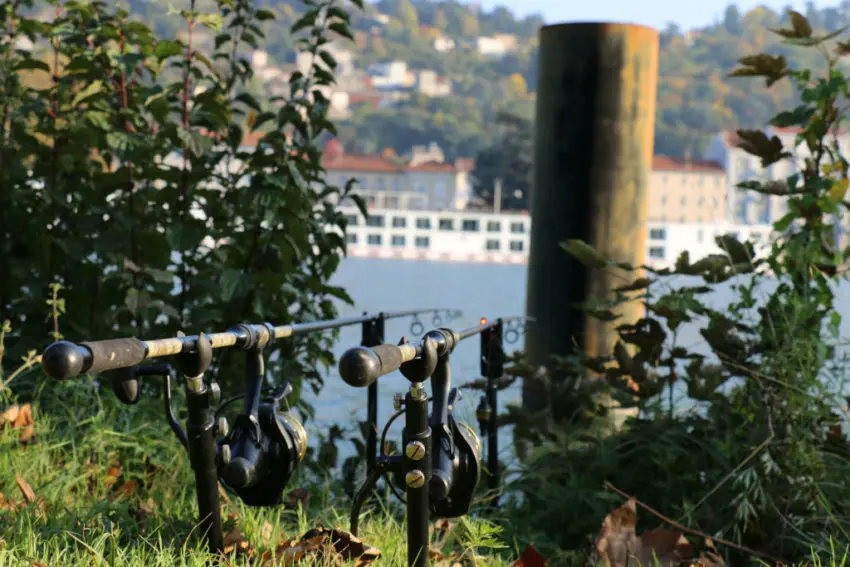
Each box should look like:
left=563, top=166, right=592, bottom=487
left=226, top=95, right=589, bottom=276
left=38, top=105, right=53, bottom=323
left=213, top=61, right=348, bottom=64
left=338, top=318, right=507, bottom=567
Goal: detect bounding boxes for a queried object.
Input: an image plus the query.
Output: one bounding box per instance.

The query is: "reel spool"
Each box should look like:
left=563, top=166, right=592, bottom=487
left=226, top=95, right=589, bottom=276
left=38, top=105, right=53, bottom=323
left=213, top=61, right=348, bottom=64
left=216, top=384, right=308, bottom=507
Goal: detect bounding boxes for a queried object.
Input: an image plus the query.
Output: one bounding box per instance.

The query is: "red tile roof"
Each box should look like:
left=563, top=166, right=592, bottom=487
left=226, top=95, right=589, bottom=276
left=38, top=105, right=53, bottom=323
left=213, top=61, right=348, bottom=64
left=323, top=152, right=405, bottom=172
left=652, top=155, right=723, bottom=173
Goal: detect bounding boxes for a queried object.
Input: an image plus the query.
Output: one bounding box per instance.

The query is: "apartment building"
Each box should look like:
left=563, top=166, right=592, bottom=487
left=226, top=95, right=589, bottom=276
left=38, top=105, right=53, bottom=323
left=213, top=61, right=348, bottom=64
left=648, top=155, right=727, bottom=223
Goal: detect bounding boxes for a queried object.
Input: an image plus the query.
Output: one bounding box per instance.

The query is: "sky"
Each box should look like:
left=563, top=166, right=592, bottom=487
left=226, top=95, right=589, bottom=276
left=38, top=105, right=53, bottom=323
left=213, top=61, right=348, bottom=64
left=470, top=0, right=838, bottom=32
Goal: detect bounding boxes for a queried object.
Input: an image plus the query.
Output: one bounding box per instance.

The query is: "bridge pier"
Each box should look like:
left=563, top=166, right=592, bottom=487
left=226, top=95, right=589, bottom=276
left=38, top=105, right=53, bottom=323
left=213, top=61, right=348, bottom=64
left=523, top=22, right=659, bottom=419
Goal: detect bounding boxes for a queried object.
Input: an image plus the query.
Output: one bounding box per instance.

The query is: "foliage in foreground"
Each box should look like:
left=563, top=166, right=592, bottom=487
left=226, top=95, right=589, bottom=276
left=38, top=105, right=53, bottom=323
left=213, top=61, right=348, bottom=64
left=502, top=9, right=850, bottom=566
left=0, top=0, right=367, bottom=413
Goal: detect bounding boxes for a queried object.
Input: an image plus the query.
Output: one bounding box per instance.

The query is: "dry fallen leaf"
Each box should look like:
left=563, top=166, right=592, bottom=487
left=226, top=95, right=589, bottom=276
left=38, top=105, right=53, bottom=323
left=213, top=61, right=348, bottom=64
left=12, top=404, right=32, bottom=428
left=594, top=499, right=722, bottom=567
left=108, top=480, right=137, bottom=502
left=512, top=543, right=549, bottom=567
left=18, top=424, right=34, bottom=444
left=0, top=492, right=13, bottom=512
left=15, top=474, right=36, bottom=506
left=1, top=404, right=35, bottom=444
left=0, top=405, right=20, bottom=426
left=222, top=526, right=254, bottom=557
left=258, top=526, right=381, bottom=567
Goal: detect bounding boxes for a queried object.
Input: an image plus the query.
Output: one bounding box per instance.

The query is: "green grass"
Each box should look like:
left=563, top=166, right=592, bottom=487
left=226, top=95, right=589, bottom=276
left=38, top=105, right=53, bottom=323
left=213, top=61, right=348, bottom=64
left=0, top=379, right=520, bottom=566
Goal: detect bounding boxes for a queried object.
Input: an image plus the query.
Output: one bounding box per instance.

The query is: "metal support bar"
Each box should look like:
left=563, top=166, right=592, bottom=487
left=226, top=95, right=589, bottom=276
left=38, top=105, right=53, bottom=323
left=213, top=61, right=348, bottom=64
left=177, top=334, right=223, bottom=554
left=405, top=382, right=431, bottom=567
left=361, top=313, right=385, bottom=478
left=486, top=320, right=504, bottom=506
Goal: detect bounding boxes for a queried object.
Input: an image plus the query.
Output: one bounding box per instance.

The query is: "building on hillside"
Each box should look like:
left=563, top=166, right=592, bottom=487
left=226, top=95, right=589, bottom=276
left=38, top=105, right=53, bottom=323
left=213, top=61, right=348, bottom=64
left=649, top=155, right=727, bottom=223
left=322, top=140, right=474, bottom=211
left=433, top=36, right=456, bottom=52
left=475, top=35, right=517, bottom=58
left=415, top=70, right=452, bottom=97
left=367, top=61, right=411, bottom=89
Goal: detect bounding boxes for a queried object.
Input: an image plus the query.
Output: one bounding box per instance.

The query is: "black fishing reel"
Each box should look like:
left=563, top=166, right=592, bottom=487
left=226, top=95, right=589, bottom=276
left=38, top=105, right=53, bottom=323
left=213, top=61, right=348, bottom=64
left=215, top=383, right=307, bottom=506
left=392, top=386, right=483, bottom=518
left=106, top=340, right=308, bottom=509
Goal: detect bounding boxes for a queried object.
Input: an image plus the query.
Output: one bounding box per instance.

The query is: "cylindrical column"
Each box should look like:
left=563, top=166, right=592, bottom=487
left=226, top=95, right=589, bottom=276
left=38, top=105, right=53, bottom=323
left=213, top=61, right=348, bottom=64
left=523, top=23, right=659, bottom=414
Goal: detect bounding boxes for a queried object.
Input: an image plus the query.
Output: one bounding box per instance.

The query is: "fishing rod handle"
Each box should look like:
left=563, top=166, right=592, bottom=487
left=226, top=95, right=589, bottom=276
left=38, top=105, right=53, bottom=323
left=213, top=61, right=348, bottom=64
left=41, top=338, right=147, bottom=380
left=338, top=343, right=418, bottom=388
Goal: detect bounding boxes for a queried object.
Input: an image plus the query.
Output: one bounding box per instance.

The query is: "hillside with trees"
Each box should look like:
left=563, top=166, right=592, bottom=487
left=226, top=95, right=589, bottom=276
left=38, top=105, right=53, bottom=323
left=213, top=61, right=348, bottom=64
left=107, top=1, right=850, bottom=192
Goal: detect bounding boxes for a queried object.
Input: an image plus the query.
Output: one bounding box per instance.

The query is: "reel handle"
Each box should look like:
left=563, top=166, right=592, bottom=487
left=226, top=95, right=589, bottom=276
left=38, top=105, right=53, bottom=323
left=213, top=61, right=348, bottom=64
left=42, top=338, right=147, bottom=379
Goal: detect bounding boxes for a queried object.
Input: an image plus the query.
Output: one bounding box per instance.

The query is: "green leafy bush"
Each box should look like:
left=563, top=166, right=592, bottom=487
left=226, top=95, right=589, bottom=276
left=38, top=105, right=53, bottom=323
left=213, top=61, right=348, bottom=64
left=505, top=10, right=850, bottom=564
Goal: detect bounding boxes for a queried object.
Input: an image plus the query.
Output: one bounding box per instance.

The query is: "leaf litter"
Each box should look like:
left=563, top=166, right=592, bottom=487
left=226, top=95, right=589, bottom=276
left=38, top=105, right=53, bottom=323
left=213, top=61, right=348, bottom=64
left=593, top=499, right=726, bottom=567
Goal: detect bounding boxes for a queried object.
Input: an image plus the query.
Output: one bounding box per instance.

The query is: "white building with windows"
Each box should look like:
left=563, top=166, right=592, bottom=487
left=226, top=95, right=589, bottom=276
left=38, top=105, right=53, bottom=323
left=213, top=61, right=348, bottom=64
left=644, top=221, right=773, bottom=270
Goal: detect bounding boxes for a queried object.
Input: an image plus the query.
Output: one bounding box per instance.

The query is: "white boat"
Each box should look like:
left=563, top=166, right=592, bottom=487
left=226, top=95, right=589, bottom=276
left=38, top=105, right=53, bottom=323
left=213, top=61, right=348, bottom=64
left=337, top=206, right=772, bottom=267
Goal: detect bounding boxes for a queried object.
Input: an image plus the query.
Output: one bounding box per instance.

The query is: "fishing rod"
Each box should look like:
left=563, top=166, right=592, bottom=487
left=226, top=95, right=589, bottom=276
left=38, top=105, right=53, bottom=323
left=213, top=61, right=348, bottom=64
left=337, top=316, right=527, bottom=567
left=41, top=308, right=461, bottom=380
left=39, top=307, right=461, bottom=556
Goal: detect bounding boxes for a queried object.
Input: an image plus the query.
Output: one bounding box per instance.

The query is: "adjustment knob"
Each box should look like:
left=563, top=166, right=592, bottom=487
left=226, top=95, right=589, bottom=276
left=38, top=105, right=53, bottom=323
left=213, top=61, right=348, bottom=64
left=405, top=470, right=425, bottom=489
left=405, top=441, right=426, bottom=461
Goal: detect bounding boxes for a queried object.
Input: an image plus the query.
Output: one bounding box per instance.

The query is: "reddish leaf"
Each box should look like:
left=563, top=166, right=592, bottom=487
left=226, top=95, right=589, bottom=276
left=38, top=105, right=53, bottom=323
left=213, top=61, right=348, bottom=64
left=15, top=474, right=36, bottom=505
left=513, top=543, right=549, bottom=567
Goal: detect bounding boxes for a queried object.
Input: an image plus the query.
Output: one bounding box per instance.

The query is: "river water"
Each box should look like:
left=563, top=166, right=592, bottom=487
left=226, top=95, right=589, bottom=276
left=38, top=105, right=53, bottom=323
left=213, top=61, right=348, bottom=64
left=301, top=258, right=527, bottom=464
left=300, top=257, right=850, bottom=464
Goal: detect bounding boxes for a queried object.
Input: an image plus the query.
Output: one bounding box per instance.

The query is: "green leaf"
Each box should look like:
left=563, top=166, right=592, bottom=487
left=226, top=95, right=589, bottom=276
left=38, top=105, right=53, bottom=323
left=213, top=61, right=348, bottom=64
left=349, top=194, right=368, bottom=219
left=318, top=50, right=338, bottom=70
left=561, top=240, right=608, bottom=269
left=291, top=12, right=318, bottom=34
left=255, top=9, right=275, bottom=21
left=197, top=13, right=224, bottom=32
left=326, top=285, right=354, bottom=305
left=715, top=233, right=752, bottom=265
left=155, top=40, right=184, bottom=60
left=769, top=106, right=814, bottom=128
left=219, top=268, right=243, bottom=301
left=215, top=33, right=232, bottom=50
left=72, top=80, right=104, bottom=107
left=326, top=6, right=351, bottom=23
left=235, top=92, right=262, bottom=112
left=13, top=59, right=50, bottom=73
left=328, top=21, right=354, bottom=40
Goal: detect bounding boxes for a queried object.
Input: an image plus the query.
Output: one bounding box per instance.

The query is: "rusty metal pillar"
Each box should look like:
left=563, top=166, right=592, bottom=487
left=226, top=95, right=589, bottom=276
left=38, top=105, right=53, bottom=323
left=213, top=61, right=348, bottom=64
left=523, top=23, right=659, bottom=416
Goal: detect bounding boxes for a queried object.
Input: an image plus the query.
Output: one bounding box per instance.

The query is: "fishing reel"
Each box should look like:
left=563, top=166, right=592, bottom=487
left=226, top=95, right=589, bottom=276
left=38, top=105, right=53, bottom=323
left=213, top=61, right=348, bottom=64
left=106, top=332, right=308, bottom=508
left=391, top=385, right=483, bottom=518
left=215, top=382, right=308, bottom=506
left=346, top=328, right=484, bottom=523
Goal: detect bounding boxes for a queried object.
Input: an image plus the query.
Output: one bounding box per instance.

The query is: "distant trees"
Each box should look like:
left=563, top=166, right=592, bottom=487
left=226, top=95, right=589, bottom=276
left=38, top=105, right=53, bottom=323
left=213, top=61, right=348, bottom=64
left=470, top=113, right=533, bottom=211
